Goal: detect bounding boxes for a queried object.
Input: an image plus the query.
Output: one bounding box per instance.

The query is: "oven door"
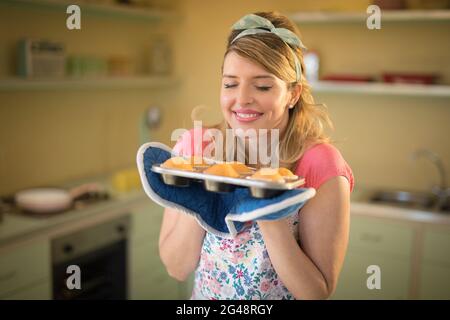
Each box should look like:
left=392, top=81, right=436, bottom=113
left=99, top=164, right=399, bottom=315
left=52, top=215, right=129, bottom=300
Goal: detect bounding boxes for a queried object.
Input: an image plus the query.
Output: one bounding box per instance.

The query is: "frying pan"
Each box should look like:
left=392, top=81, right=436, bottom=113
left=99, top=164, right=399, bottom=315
left=14, top=183, right=103, bottom=214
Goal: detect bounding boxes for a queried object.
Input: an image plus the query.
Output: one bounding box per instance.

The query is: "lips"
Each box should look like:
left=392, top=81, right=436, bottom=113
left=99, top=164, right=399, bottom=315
left=232, top=109, right=263, bottom=123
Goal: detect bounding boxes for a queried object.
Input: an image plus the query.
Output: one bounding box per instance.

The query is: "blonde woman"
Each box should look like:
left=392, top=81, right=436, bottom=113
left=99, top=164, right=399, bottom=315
left=159, top=12, right=354, bottom=300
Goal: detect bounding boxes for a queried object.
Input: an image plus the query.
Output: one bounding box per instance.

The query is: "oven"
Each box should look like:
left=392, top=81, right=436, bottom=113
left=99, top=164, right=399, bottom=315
left=51, top=215, right=129, bottom=300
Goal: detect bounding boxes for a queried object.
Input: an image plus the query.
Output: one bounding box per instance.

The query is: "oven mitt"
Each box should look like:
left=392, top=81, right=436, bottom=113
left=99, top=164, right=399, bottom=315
left=136, top=142, right=316, bottom=238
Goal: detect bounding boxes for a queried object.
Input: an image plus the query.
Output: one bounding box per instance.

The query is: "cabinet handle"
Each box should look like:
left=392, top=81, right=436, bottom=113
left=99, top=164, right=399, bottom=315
left=0, top=270, right=17, bottom=282
left=63, top=244, right=74, bottom=254
left=360, top=232, right=382, bottom=243
left=116, top=224, right=126, bottom=234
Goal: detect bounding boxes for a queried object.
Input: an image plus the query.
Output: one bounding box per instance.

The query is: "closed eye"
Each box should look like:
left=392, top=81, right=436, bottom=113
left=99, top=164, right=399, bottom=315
left=223, top=84, right=272, bottom=91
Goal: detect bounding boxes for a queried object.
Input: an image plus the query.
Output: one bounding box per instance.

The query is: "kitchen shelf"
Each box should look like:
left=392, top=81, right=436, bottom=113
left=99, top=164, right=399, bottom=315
left=2, top=0, right=178, bottom=22
left=312, top=81, right=450, bottom=97
left=289, top=10, right=450, bottom=24
left=0, top=76, right=179, bottom=91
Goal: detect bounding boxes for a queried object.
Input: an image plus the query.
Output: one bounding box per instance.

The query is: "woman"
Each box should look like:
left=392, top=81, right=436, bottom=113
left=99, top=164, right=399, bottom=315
left=159, top=11, right=354, bottom=300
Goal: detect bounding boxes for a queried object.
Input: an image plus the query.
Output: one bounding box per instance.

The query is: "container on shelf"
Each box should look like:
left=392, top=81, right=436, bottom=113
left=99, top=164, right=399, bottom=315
left=67, top=55, right=108, bottom=78
left=321, top=74, right=375, bottom=83
left=304, top=50, right=320, bottom=83
left=108, top=55, right=132, bottom=76
left=406, top=0, right=450, bottom=9
left=17, top=39, right=66, bottom=79
left=149, top=36, right=172, bottom=75
left=382, top=73, right=439, bottom=85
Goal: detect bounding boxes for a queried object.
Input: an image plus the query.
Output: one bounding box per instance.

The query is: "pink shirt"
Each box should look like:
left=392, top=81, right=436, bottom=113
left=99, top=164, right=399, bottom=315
left=294, top=143, right=354, bottom=192
left=172, top=128, right=354, bottom=299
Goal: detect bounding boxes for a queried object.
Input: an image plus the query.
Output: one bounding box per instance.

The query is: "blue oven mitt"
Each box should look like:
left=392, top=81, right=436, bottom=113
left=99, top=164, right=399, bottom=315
left=136, top=142, right=316, bottom=238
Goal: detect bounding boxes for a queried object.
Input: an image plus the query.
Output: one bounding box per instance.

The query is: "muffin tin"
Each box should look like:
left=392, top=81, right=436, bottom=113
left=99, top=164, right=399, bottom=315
left=151, top=162, right=305, bottom=199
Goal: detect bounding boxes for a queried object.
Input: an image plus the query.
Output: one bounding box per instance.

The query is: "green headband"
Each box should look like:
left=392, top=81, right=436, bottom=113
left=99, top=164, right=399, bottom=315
left=231, top=14, right=307, bottom=82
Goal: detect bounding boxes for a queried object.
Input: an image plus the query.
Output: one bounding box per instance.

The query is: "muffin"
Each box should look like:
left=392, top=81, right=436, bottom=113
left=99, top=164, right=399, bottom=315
left=227, top=161, right=254, bottom=175
left=277, top=167, right=297, bottom=179
left=187, top=156, right=210, bottom=167
left=249, top=168, right=285, bottom=183
left=203, top=163, right=240, bottom=178
left=161, top=157, right=194, bottom=171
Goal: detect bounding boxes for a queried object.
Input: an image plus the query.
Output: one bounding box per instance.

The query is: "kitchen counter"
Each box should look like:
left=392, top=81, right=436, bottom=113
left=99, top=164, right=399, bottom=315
left=0, top=174, right=151, bottom=250
left=350, top=187, right=450, bottom=225
left=2, top=179, right=450, bottom=250
left=351, top=202, right=450, bottom=225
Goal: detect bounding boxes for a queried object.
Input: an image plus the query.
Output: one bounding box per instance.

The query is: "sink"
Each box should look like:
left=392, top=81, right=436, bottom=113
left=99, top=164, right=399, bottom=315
left=370, top=190, right=438, bottom=210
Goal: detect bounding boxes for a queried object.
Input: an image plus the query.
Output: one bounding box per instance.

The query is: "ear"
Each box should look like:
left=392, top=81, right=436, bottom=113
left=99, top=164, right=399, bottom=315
left=288, top=83, right=302, bottom=108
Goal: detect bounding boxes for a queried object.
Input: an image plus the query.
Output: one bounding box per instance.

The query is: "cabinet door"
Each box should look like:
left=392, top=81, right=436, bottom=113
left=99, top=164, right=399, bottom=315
left=129, top=237, right=181, bottom=300
left=348, top=216, right=413, bottom=259
left=130, top=202, right=164, bottom=243
left=0, top=239, right=51, bottom=299
left=332, top=248, right=411, bottom=300
left=419, top=227, right=450, bottom=299
left=331, top=215, right=414, bottom=300
left=419, top=264, right=450, bottom=299
left=128, top=203, right=182, bottom=300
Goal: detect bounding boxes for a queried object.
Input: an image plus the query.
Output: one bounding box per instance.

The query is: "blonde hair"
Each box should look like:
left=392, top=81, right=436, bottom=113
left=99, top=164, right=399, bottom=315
left=209, top=11, right=334, bottom=171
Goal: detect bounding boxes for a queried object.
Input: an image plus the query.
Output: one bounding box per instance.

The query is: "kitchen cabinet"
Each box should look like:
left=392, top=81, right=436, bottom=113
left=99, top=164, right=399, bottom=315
left=419, top=227, right=450, bottom=299
left=0, top=194, right=192, bottom=300
left=0, top=239, right=51, bottom=299
left=419, top=264, right=450, bottom=299
left=333, top=248, right=411, bottom=299
left=332, top=211, right=450, bottom=300
left=331, top=215, right=415, bottom=299
left=128, top=202, right=191, bottom=299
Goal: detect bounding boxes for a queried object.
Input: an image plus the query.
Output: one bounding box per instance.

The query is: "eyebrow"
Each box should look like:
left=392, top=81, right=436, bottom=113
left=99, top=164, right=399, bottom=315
left=222, top=74, right=275, bottom=80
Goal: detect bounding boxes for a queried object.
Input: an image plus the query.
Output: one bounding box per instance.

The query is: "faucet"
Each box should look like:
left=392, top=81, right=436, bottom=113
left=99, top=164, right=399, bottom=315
left=411, top=149, right=449, bottom=211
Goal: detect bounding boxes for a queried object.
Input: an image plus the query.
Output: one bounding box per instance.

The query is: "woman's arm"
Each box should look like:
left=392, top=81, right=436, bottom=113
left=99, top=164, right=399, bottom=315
left=258, top=176, right=351, bottom=299
left=159, top=208, right=206, bottom=281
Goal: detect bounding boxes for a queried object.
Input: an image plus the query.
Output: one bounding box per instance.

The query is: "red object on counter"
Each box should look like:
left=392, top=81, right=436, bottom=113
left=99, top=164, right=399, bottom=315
left=321, top=74, right=374, bottom=83
left=382, top=73, right=439, bottom=85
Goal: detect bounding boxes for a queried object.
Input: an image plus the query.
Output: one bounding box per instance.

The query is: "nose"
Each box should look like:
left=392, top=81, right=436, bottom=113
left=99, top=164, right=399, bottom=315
left=236, top=85, right=254, bottom=105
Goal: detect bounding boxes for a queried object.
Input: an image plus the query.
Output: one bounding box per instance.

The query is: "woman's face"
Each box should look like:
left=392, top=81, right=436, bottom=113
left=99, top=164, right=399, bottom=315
left=221, top=51, right=294, bottom=136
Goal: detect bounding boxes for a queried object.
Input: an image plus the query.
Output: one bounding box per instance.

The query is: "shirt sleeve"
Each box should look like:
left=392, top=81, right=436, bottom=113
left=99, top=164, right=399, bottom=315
left=294, top=143, right=354, bottom=192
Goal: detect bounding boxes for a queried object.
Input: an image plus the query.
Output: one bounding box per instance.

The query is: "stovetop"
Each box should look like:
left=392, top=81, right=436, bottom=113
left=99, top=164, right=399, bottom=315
left=0, top=191, right=111, bottom=219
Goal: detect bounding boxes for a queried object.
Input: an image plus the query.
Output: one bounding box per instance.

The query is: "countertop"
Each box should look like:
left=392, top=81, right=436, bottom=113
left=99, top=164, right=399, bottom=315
left=350, top=186, right=450, bottom=225
left=0, top=174, right=152, bottom=249
left=1, top=179, right=450, bottom=249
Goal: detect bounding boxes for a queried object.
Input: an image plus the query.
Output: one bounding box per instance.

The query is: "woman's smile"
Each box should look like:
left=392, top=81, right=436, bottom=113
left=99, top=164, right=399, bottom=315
left=232, top=108, right=264, bottom=123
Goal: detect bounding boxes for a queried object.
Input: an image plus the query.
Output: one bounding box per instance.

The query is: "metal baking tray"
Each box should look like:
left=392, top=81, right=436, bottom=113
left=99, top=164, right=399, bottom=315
left=151, top=164, right=305, bottom=198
